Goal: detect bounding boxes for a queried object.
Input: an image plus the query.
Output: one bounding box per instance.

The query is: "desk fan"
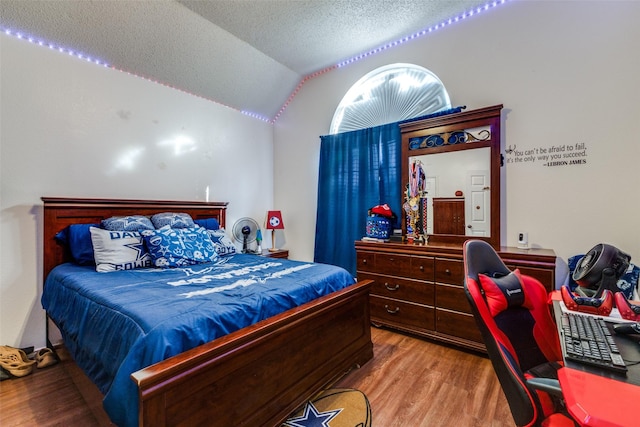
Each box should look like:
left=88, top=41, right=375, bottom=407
left=231, top=217, right=260, bottom=254
left=572, top=243, right=631, bottom=298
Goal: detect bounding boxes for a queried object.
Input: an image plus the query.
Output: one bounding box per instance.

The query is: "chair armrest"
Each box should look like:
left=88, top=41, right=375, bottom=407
left=526, top=377, right=563, bottom=397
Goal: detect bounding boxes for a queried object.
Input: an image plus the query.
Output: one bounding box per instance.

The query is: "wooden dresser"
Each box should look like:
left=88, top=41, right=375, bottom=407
left=355, top=241, right=556, bottom=352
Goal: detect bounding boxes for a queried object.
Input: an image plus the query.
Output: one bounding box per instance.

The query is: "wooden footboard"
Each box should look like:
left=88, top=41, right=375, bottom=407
left=132, top=279, right=373, bottom=427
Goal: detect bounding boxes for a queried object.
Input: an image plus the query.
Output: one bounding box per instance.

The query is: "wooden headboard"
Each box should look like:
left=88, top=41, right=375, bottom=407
left=42, top=197, right=228, bottom=281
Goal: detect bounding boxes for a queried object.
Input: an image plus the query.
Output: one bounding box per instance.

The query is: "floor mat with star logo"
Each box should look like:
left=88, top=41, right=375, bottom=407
left=282, top=388, right=371, bottom=427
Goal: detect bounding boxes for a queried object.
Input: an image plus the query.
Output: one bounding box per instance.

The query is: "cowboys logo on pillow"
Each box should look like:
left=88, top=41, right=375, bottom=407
left=90, top=227, right=152, bottom=272
left=207, top=229, right=237, bottom=256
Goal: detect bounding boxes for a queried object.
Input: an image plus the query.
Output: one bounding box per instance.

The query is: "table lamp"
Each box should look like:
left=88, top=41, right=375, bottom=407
left=265, top=210, right=284, bottom=252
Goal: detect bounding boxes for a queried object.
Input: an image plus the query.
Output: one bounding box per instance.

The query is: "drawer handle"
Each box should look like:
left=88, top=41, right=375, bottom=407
left=419, top=265, right=424, bottom=271
left=384, top=283, right=400, bottom=291
left=362, top=259, right=367, bottom=264
left=384, top=305, right=400, bottom=314
left=445, top=269, right=451, bottom=274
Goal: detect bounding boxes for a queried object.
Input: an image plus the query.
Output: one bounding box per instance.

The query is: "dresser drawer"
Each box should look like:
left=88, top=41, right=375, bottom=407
left=436, top=309, right=482, bottom=343
left=409, top=256, right=435, bottom=281
left=370, top=295, right=435, bottom=331
left=434, top=258, right=464, bottom=285
left=356, top=251, right=376, bottom=272
left=374, top=253, right=411, bottom=274
left=358, top=272, right=434, bottom=305
left=435, top=283, right=472, bottom=314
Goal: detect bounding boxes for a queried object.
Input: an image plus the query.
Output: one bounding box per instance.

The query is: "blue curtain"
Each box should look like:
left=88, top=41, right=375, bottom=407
left=313, top=107, right=465, bottom=276
left=314, top=122, right=401, bottom=276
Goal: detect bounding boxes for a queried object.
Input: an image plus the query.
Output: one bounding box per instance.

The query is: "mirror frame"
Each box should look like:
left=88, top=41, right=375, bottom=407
left=400, top=104, right=503, bottom=248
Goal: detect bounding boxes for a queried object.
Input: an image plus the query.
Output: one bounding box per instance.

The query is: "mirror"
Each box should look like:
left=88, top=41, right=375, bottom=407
left=409, top=147, right=491, bottom=236
left=400, top=105, right=503, bottom=248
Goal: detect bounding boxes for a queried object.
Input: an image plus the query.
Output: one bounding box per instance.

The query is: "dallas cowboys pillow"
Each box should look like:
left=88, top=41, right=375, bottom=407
left=207, top=229, right=237, bottom=256
left=150, top=212, right=195, bottom=229
left=101, top=215, right=155, bottom=231
left=141, top=226, right=218, bottom=268
left=90, top=227, right=153, bottom=272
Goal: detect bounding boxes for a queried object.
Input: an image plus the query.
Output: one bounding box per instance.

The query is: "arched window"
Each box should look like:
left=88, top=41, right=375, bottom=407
left=330, top=63, right=451, bottom=134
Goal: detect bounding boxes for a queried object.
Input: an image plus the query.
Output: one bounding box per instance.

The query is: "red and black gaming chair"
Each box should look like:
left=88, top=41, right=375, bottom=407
left=463, top=240, right=578, bottom=427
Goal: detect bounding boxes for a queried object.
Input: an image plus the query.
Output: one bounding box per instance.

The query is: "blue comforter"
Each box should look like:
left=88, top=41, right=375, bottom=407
left=41, top=254, right=355, bottom=426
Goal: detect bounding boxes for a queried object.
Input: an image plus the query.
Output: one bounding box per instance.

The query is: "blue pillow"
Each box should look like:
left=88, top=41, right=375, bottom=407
left=102, top=215, right=154, bottom=231
left=55, top=223, right=99, bottom=265
left=141, top=226, right=218, bottom=268
left=151, top=212, right=195, bottom=229
left=207, top=229, right=237, bottom=256
left=194, top=218, right=220, bottom=231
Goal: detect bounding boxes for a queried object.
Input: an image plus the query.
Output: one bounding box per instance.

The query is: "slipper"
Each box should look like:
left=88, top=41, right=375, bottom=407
left=0, top=345, right=36, bottom=377
left=35, top=348, right=58, bottom=369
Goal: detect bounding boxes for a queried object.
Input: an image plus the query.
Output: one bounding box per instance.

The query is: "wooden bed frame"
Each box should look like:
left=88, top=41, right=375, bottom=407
left=42, top=197, right=373, bottom=427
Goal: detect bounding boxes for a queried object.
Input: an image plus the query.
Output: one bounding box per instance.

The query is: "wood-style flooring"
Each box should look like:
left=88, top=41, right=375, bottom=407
left=0, top=327, right=515, bottom=426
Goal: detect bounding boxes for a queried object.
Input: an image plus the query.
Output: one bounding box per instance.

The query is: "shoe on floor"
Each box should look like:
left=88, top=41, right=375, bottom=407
left=35, top=348, right=58, bottom=369
left=0, top=345, right=36, bottom=377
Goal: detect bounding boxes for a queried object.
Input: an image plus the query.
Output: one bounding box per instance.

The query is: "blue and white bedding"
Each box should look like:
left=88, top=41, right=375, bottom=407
left=41, top=254, right=355, bottom=427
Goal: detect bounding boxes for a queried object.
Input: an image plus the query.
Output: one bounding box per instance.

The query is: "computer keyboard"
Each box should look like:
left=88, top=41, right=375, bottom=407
left=560, top=311, right=627, bottom=373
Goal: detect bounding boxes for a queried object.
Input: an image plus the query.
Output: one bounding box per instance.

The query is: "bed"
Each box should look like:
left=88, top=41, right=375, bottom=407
left=41, top=197, right=373, bottom=427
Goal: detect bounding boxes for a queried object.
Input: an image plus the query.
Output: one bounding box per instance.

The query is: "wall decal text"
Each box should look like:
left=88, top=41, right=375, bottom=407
left=505, top=142, right=588, bottom=167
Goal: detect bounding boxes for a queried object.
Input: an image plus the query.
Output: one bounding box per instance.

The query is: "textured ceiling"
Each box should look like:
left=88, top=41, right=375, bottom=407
left=1, top=0, right=489, bottom=120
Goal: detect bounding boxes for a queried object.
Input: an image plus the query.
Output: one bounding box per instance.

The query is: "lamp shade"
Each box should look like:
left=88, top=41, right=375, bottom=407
left=266, top=211, right=284, bottom=230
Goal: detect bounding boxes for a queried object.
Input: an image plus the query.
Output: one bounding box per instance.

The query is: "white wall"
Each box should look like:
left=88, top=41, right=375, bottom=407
left=0, top=35, right=274, bottom=348
left=274, top=1, right=640, bottom=265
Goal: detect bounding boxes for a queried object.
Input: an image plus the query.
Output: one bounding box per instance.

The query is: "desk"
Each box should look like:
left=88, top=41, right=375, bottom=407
left=551, top=295, right=640, bottom=427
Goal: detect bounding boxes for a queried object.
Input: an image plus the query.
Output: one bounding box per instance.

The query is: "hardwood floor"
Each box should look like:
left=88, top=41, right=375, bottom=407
left=0, top=327, right=514, bottom=426
left=0, top=346, right=114, bottom=427
left=335, top=328, right=514, bottom=427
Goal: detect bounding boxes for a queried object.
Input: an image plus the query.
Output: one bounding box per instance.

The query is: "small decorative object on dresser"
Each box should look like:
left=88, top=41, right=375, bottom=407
left=266, top=210, right=285, bottom=252
left=256, top=229, right=262, bottom=253
left=365, top=204, right=394, bottom=241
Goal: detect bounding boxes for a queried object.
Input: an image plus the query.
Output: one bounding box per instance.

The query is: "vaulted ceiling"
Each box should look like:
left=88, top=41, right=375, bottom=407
left=1, top=0, right=496, bottom=121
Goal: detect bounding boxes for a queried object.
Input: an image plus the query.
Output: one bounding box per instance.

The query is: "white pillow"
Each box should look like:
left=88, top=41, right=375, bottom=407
left=207, top=229, right=237, bottom=256
left=90, top=227, right=153, bottom=272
